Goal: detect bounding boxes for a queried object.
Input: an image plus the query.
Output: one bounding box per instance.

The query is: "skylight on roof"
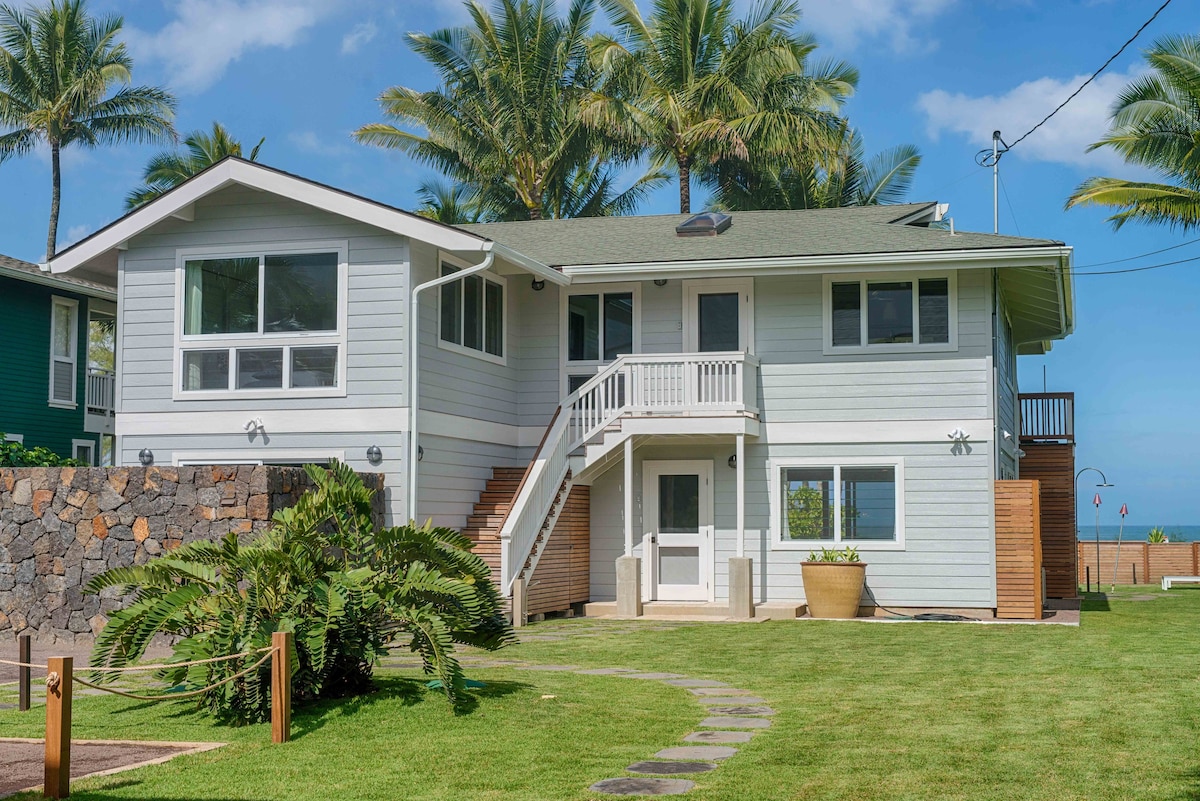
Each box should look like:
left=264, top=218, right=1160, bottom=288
left=676, top=212, right=731, bottom=237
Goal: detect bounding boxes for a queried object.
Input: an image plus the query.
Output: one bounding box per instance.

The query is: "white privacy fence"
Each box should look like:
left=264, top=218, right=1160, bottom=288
left=499, top=352, right=759, bottom=593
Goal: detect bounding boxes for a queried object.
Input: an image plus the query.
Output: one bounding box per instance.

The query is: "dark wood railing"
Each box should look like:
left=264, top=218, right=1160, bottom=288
left=1019, top=392, right=1074, bottom=442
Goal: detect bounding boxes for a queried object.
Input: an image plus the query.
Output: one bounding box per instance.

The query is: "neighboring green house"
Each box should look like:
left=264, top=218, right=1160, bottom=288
left=0, top=253, right=116, bottom=464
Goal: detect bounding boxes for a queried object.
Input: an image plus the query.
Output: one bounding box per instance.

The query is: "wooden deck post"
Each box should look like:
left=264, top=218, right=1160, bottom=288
left=271, top=632, right=292, bottom=744
left=18, top=634, right=31, bottom=712
left=44, top=656, right=72, bottom=800
left=511, top=577, right=527, bottom=628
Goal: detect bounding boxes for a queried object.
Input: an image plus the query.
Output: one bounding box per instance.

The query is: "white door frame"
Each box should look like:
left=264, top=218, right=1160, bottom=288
left=642, top=459, right=714, bottom=602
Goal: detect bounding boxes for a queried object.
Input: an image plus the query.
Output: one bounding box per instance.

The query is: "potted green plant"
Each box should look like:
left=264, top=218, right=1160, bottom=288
left=801, top=546, right=866, bottom=619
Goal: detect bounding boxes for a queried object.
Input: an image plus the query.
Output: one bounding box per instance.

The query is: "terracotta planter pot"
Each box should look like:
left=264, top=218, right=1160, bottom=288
left=801, top=562, right=867, bottom=619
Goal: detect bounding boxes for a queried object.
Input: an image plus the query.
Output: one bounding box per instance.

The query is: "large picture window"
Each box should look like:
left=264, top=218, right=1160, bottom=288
left=827, top=275, right=954, bottom=351
left=773, top=461, right=903, bottom=548
left=439, top=260, right=505, bottom=360
left=177, top=246, right=344, bottom=395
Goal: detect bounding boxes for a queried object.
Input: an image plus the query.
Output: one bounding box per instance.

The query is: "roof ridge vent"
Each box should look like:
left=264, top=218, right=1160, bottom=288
left=676, top=211, right=731, bottom=237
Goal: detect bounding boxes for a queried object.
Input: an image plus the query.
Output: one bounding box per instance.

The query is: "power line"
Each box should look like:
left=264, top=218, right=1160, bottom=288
left=1074, top=235, right=1200, bottom=268
left=998, top=172, right=1022, bottom=236
left=1073, top=252, right=1200, bottom=276
left=977, top=0, right=1174, bottom=167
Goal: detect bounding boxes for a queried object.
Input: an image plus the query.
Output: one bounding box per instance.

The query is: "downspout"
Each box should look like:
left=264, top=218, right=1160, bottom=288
left=407, top=246, right=496, bottom=522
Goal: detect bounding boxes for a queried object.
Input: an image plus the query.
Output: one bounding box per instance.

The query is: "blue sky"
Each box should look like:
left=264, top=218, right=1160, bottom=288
left=0, top=0, right=1197, bottom=525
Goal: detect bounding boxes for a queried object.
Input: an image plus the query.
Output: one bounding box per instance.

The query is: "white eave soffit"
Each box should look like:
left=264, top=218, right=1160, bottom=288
left=46, top=159, right=522, bottom=275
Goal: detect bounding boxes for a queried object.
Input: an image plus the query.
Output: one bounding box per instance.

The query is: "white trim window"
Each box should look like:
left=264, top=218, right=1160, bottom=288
left=175, top=242, right=348, bottom=399
left=823, top=272, right=957, bottom=354
left=561, top=283, right=640, bottom=394
left=49, top=296, right=79, bottom=408
left=771, top=458, right=905, bottom=550
left=3, top=433, right=23, bottom=444
left=683, top=277, right=754, bottom=354
left=72, top=439, right=96, bottom=466
left=438, top=252, right=506, bottom=364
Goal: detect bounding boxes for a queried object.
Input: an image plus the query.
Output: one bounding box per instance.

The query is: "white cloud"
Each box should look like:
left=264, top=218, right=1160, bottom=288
left=288, top=130, right=350, bottom=157
left=125, top=0, right=340, bottom=94
left=64, top=225, right=90, bottom=246
left=800, top=0, right=955, bottom=54
left=916, top=68, right=1141, bottom=171
left=341, top=20, right=378, bottom=54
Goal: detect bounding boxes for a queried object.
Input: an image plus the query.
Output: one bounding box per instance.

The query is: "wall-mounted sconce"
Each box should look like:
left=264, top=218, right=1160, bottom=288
left=531, top=278, right=546, bottom=291
left=947, top=427, right=970, bottom=444
left=1002, top=430, right=1013, bottom=441
left=727, top=454, right=737, bottom=469
left=138, top=448, right=154, bottom=466
left=1016, top=448, right=1027, bottom=459
left=417, top=445, right=424, bottom=462
left=243, top=417, right=264, bottom=433
left=366, top=445, right=383, bottom=465
left=653, top=279, right=668, bottom=287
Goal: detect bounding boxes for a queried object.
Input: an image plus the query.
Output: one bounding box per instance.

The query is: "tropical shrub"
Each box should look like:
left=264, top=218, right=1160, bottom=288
left=807, top=546, right=860, bottom=563
left=87, top=462, right=512, bottom=723
left=0, top=434, right=86, bottom=467
left=1148, top=527, right=1169, bottom=544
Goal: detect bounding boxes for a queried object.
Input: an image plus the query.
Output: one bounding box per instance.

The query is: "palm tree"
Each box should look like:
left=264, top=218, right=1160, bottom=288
left=0, top=0, right=175, bottom=257
left=709, top=126, right=921, bottom=210
left=356, top=0, right=633, bottom=221
left=588, top=0, right=856, bottom=214
left=125, top=121, right=263, bottom=209
left=1066, top=34, right=1200, bottom=230
left=414, top=178, right=485, bottom=225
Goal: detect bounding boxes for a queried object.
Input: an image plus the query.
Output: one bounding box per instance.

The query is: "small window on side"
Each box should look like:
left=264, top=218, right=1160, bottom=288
left=830, top=283, right=861, bottom=347
left=918, top=278, right=949, bottom=344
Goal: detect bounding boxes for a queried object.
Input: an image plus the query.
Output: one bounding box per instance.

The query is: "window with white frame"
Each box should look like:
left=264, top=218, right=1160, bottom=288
left=439, top=259, right=505, bottom=360
left=72, top=439, right=95, bottom=466
left=178, top=247, right=344, bottom=394
left=774, top=462, right=902, bottom=547
left=49, top=297, right=78, bottom=406
left=563, top=287, right=636, bottom=393
left=827, top=275, right=954, bottom=350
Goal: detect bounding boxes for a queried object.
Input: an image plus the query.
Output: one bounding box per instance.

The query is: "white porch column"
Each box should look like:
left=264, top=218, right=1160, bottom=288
left=735, top=433, right=746, bottom=557
left=623, top=437, right=634, bottom=556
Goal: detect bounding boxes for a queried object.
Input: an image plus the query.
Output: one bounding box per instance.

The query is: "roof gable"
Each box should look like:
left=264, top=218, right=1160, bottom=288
left=48, top=158, right=494, bottom=276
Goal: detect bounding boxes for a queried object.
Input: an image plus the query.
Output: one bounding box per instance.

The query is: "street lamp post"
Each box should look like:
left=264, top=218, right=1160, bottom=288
left=1075, top=467, right=1114, bottom=593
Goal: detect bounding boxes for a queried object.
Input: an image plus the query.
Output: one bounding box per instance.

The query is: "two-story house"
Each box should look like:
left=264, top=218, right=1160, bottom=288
left=47, top=158, right=1076, bottom=618
left=0, top=254, right=116, bottom=464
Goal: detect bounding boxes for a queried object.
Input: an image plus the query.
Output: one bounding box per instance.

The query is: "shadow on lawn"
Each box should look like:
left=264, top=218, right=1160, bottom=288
left=1079, top=592, right=1112, bottom=613
left=292, top=675, right=530, bottom=738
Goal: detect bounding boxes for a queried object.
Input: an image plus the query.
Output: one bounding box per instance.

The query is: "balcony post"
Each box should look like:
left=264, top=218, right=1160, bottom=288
left=623, top=436, right=634, bottom=557
left=735, top=433, right=745, bottom=558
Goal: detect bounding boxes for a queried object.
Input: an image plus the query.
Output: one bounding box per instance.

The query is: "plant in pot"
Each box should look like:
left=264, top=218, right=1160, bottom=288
left=801, top=546, right=866, bottom=619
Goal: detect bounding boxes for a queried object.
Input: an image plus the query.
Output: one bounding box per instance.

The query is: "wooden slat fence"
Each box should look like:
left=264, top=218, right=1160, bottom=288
left=1077, top=541, right=1200, bottom=586
left=1017, top=442, right=1076, bottom=598
left=526, top=485, right=591, bottom=615
left=995, top=480, right=1043, bottom=620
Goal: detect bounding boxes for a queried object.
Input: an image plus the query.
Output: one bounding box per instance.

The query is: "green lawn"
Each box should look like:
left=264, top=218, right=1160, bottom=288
left=3, top=587, right=1199, bottom=800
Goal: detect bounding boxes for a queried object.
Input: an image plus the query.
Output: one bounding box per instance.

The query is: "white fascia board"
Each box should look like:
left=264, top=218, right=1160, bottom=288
left=492, top=242, right=569, bottom=285
left=560, top=245, right=1073, bottom=283
left=0, top=264, right=116, bottom=301
left=48, top=160, right=503, bottom=275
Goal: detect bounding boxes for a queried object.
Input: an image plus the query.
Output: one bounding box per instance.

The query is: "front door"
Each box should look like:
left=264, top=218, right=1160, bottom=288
left=643, top=460, right=713, bottom=601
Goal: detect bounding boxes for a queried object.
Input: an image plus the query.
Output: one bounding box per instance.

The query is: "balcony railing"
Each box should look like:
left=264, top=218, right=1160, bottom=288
left=1020, top=392, right=1074, bottom=443
left=86, top=368, right=115, bottom=416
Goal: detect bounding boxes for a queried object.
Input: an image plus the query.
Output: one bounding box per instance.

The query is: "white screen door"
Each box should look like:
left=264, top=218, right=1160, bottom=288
left=643, top=460, right=713, bottom=601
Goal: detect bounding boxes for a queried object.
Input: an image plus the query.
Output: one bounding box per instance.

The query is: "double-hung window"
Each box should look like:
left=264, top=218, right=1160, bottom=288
left=177, top=244, right=345, bottom=396
left=772, top=460, right=904, bottom=549
left=826, top=274, right=955, bottom=352
left=563, top=286, right=637, bottom=394
left=438, top=257, right=505, bottom=362
left=49, top=297, right=79, bottom=407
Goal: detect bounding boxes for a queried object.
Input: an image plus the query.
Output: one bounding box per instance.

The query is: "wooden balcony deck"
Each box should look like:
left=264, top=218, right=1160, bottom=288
left=1020, top=392, right=1074, bottom=443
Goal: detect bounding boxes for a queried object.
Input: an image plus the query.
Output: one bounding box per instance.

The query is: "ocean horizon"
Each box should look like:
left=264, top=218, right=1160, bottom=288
left=1076, top=524, right=1200, bottom=542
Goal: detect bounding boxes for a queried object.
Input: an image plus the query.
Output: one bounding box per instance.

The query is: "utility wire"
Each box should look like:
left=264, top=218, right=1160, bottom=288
left=1074, top=235, right=1200, bottom=268
left=978, top=0, right=1174, bottom=166
left=998, top=172, right=1022, bottom=236
left=1018, top=251, right=1200, bottom=277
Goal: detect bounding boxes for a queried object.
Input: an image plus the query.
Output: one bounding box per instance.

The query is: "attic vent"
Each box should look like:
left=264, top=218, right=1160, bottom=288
left=676, top=212, right=731, bottom=237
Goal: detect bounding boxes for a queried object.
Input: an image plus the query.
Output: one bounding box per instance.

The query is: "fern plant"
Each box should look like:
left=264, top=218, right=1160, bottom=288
left=87, top=462, right=512, bottom=722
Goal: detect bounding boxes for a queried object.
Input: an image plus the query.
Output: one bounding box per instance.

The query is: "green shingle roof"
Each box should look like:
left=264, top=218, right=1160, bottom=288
left=460, top=203, right=1062, bottom=268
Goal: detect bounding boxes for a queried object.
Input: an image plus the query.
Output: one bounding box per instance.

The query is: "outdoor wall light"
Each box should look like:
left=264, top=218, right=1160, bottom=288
left=366, top=445, right=383, bottom=465
left=653, top=279, right=668, bottom=287
left=138, top=448, right=154, bottom=466
left=727, top=454, right=737, bottom=469
left=531, top=278, right=546, bottom=291
left=417, top=445, right=424, bottom=462
left=947, top=427, right=970, bottom=443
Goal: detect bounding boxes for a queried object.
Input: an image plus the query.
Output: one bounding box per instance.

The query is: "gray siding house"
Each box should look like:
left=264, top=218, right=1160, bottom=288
left=48, top=158, right=1074, bottom=616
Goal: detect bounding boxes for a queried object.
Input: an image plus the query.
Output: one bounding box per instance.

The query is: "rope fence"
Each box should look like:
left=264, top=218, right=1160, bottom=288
left=10, top=631, right=294, bottom=800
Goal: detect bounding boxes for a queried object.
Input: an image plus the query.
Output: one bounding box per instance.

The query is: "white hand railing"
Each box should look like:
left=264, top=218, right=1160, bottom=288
left=86, top=368, right=115, bottom=415
left=498, top=352, right=759, bottom=594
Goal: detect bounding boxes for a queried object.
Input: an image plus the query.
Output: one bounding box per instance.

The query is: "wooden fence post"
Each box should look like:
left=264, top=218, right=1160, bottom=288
left=271, top=631, right=292, bottom=744
left=44, top=656, right=72, bottom=800
left=18, top=634, right=30, bottom=712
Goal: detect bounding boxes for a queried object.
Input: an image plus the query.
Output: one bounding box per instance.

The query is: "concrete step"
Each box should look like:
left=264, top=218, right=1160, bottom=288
left=583, top=600, right=806, bottom=620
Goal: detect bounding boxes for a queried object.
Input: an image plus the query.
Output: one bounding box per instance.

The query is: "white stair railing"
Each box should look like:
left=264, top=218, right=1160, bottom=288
left=498, top=352, right=758, bottom=594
